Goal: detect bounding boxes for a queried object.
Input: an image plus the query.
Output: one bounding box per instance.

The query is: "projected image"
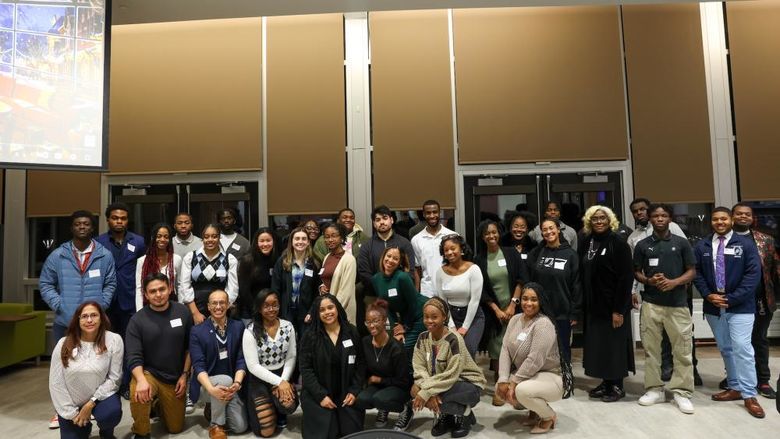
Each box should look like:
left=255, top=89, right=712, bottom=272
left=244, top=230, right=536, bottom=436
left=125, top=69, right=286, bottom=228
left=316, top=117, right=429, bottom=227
left=0, top=1, right=106, bottom=168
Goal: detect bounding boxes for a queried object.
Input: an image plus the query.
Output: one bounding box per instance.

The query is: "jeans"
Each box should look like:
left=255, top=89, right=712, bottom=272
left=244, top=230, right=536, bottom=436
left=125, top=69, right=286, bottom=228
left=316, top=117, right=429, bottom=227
left=198, top=375, right=247, bottom=432
left=58, top=393, right=122, bottom=439
left=439, top=381, right=481, bottom=416
left=706, top=311, right=757, bottom=398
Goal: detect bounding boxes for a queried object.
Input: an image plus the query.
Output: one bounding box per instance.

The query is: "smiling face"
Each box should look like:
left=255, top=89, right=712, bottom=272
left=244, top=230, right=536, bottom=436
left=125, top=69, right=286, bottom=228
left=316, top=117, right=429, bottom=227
left=323, top=226, right=343, bottom=251
left=590, top=209, right=610, bottom=234
left=482, top=223, right=500, bottom=249
left=154, top=227, right=171, bottom=251
left=207, top=290, right=229, bottom=321
left=303, top=220, right=320, bottom=241
left=202, top=226, right=220, bottom=252
left=511, top=216, right=528, bottom=241
left=365, top=309, right=387, bottom=338
left=541, top=220, right=560, bottom=246
left=261, top=293, right=280, bottom=323
left=291, top=230, right=309, bottom=253
left=711, top=211, right=733, bottom=236
left=381, top=247, right=402, bottom=275
left=442, top=239, right=463, bottom=264
left=78, top=304, right=101, bottom=337
left=319, top=297, right=338, bottom=326
left=732, top=205, right=753, bottom=229
left=423, top=304, right=446, bottom=335
left=521, top=288, right=540, bottom=318
left=423, top=204, right=441, bottom=228
left=257, top=232, right=275, bottom=255
left=144, top=279, right=171, bottom=310
left=338, top=210, right=356, bottom=233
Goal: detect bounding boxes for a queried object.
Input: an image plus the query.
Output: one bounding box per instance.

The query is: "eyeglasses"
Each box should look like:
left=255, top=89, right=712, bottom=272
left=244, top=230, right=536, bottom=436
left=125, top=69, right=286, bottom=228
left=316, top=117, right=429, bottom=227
left=262, top=304, right=280, bottom=311
left=304, top=225, right=319, bottom=231
left=591, top=215, right=609, bottom=224
left=208, top=301, right=228, bottom=307
left=364, top=319, right=384, bottom=328
left=79, top=313, right=99, bottom=321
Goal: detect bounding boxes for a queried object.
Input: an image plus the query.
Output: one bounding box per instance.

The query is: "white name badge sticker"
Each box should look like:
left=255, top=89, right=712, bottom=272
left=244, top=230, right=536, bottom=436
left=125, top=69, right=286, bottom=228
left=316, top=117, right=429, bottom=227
left=517, top=332, right=528, bottom=342
left=724, top=248, right=736, bottom=255
left=170, top=318, right=183, bottom=328
left=219, top=349, right=228, bottom=360
left=269, top=268, right=273, bottom=276
left=88, top=269, right=101, bottom=278
left=388, top=288, right=398, bottom=297
left=127, top=243, right=136, bottom=253
left=348, top=355, right=356, bottom=364
left=521, top=254, right=528, bottom=260
left=342, top=339, right=353, bottom=348
left=232, top=243, right=241, bottom=251
left=601, top=248, right=607, bottom=256
left=305, top=269, right=314, bottom=277
left=553, top=260, right=567, bottom=270
left=649, top=258, right=660, bottom=267
left=498, top=259, right=507, bottom=267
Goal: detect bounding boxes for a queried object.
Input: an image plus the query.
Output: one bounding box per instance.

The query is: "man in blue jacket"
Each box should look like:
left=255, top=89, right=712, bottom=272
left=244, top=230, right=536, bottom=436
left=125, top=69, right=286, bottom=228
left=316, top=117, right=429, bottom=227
left=189, top=290, right=248, bottom=439
left=694, top=206, right=764, bottom=418
left=39, top=209, right=117, bottom=429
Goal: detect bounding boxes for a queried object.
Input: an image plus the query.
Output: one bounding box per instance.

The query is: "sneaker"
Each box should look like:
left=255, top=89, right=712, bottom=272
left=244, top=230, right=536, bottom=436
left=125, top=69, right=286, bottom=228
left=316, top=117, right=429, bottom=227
left=375, top=409, right=389, bottom=428
left=673, top=394, right=695, bottom=414
left=757, top=383, right=777, bottom=399
left=638, top=390, right=665, bottom=406
left=185, top=395, right=195, bottom=414
left=277, top=413, right=288, bottom=429
left=48, top=414, right=60, bottom=429
left=393, top=403, right=414, bottom=431
left=451, top=414, right=472, bottom=439
left=431, top=414, right=453, bottom=437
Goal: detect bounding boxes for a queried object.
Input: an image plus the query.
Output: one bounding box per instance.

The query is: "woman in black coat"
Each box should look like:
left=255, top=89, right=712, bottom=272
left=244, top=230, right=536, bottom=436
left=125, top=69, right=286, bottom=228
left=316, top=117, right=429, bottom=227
left=298, top=294, right=365, bottom=439
left=271, top=226, right=321, bottom=337
left=237, top=227, right=280, bottom=321
left=579, top=205, right=635, bottom=403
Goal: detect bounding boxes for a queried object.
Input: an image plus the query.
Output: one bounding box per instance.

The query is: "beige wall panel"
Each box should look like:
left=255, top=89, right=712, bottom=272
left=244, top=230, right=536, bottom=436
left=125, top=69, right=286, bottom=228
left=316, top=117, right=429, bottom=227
left=454, top=6, right=628, bottom=164
left=109, top=18, right=262, bottom=174
left=623, top=4, right=713, bottom=203
left=727, top=1, right=780, bottom=201
left=27, top=171, right=101, bottom=217
left=370, top=10, right=455, bottom=210
left=266, top=14, right=346, bottom=215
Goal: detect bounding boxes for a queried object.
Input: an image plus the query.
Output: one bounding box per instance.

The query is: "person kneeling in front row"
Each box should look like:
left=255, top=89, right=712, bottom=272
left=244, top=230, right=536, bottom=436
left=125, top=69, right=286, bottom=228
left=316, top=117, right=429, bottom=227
left=412, top=297, right=486, bottom=438
left=190, top=289, right=248, bottom=439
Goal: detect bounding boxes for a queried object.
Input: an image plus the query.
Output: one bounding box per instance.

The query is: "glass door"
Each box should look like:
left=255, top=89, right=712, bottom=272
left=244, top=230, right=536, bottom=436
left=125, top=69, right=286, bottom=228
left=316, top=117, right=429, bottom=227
left=543, top=171, right=624, bottom=234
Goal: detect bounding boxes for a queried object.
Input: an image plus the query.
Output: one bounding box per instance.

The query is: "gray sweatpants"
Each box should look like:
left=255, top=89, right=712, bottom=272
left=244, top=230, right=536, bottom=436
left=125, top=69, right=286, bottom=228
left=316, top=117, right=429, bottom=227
left=199, top=374, right=248, bottom=433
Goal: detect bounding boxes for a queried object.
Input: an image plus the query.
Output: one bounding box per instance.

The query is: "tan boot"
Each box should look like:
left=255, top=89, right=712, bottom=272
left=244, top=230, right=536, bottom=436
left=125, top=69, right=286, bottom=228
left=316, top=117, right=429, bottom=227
left=208, top=424, right=227, bottom=439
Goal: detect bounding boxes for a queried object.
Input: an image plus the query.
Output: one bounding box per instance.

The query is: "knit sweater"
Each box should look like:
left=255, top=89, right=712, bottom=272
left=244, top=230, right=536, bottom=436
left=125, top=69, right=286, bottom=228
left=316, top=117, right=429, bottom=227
left=412, top=329, right=487, bottom=402
left=49, top=332, right=123, bottom=420
left=498, top=314, right=560, bottom=384
left=242, top=320, right=297, bottom=386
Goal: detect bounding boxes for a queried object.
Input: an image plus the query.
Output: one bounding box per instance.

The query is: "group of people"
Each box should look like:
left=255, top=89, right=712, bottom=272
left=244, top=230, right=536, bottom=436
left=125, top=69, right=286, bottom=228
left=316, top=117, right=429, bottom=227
left=42, top=198, right=778, bottom=439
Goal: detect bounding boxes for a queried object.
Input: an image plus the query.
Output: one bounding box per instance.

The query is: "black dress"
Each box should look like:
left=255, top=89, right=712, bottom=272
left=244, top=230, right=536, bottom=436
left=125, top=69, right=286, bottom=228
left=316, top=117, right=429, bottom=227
left=580, top=230, right=636, bottom=380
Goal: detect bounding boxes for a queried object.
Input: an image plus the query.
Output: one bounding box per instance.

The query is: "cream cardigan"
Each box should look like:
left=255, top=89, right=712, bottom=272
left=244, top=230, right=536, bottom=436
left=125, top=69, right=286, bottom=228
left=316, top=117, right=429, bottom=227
left=321, top=251, right=357, bottom=324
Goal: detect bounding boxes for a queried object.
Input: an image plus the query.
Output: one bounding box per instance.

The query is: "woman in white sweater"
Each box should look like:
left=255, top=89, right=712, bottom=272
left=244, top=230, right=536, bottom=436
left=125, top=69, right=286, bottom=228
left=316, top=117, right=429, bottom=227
left=317, top=222, right=357, bottom=324
left=242, top=289, right=298, bottom=437
left=434, top=234, right=484, bottom=359
left=49, top=301, right=123, bottom=439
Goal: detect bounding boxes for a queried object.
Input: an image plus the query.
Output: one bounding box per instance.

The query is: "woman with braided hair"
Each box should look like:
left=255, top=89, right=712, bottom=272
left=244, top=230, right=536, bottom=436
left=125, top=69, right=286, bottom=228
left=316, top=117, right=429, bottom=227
left=134, top=223, right=182, bottom=311
left=496, top=282, right=571, bottom=434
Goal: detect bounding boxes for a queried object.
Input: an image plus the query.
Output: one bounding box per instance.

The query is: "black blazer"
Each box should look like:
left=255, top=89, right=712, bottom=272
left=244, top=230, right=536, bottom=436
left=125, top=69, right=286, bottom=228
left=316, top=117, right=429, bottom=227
left=271, top=255, right=320, bottom=330
left=578, top=231, right=634, bottom=319
left=474, top=247, right=529, bottom=345
left=298, top=323, right=365, bottom=403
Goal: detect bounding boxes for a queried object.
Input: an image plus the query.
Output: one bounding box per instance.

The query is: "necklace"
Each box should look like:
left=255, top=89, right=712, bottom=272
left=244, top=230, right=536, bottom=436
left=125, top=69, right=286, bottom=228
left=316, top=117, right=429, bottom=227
left=586, top=239, right=598, bottom=261
left=373, top=343, right=386, bottom=363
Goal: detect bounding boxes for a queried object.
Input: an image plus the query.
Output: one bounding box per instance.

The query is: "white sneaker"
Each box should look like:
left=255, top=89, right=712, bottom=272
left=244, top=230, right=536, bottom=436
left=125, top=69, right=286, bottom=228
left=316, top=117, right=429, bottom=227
left=48, top=414, right=60, bottom=429
left=673, top=394, right=695, bottom=414
left=638, top=390, right=665, bottom=406
left=185, top=396, right=195, bottom=414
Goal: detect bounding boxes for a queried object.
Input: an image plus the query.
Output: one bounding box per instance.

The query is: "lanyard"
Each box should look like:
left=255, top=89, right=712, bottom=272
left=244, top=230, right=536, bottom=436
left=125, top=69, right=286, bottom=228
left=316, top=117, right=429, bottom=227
left=73, top=248, right=92, bottom=273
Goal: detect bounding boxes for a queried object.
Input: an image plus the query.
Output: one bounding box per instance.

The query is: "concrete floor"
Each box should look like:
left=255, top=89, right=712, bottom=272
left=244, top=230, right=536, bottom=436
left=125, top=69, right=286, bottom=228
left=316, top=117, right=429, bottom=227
left=1, top=346, right=778, bottom=438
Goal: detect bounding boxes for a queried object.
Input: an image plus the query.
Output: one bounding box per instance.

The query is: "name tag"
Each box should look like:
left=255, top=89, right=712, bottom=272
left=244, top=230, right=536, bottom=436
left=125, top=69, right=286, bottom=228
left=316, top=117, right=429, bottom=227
left=218, top=348, right=228, bottom=360
left=724, top=248, right=735, bottom=255
left=305, top=269, right=314, bottom=277
left=517, top=332, right=528, bottom=342
left=521, top=254, right=528, bottom=260
left=269, top=268, right=273, bottom=276
left=170, top=318, right=182, bottom=328
left=498, top=259, right=507, bottom=267
left=388, top=288, right=398, bottom=297
left=649, top=258, right=659, bottom=267
left=553, top=260, right=567, bottom=270
left=127, top=243, right=136, bottom=253
left=601, top=248, right=607, bottom=256
left=232, top=243, right=241, bottom=251
left=348, top=355, right=356, bottom=364
left=342, top=339, right=353, bottom=348
left=88, top=269, right=100, bottom=278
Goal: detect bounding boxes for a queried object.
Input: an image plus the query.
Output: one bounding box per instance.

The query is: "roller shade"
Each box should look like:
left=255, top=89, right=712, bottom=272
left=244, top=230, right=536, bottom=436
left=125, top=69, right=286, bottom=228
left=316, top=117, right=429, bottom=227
left=27, top=170, right=101, bottom=217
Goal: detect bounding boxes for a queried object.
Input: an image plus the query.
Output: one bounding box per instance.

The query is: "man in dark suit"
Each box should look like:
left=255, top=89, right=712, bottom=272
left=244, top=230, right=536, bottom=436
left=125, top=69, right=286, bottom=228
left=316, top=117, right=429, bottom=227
left=693, top=206, right=764, bottom=418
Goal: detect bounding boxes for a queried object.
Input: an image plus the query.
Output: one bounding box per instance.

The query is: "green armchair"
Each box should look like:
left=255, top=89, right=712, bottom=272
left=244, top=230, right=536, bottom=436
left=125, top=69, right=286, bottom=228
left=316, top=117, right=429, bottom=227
left=0, top=303, right=47, bottom=369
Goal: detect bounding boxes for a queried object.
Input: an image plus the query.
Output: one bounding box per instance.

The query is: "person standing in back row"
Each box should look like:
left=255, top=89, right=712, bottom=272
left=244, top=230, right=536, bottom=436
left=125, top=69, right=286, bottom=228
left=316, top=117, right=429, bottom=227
left=529, top=201, right=578, bottom=251
left=219, top=208, right=251, bottom=261
left=412, top=200, right=455, bottom=298
left=173, top=212, right=202, bottom=258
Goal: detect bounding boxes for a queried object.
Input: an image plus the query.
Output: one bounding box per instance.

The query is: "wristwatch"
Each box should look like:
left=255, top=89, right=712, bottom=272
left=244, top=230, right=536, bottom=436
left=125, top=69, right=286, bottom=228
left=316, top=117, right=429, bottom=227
left=511, top=297, right=521, bottom=306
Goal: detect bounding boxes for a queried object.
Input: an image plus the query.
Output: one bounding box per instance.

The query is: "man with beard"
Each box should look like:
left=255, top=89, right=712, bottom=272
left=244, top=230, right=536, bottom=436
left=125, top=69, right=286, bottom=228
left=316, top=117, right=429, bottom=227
left=313, top=208, right=369, bottom=262
left=729, top=203, right=779, bottom=400
left=172, top=212, right=202, bottom=258
left=411, top=200, right=455, bottom=298
left=218, top=208, right=251, bottom=260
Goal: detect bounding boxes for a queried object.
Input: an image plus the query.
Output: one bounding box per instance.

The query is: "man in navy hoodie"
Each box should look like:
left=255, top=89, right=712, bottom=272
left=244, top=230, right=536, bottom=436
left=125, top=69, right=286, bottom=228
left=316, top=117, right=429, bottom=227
left=693, top=206, right=764, bottom=418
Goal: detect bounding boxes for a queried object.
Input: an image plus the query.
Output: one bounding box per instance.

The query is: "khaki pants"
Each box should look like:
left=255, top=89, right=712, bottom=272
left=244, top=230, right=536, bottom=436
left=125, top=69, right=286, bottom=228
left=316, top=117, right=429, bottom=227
left=640, top=302, right=693, bottom=397
left=130, top=371, right=185, bottom=436
left=515, top=372, right=562, bottom=420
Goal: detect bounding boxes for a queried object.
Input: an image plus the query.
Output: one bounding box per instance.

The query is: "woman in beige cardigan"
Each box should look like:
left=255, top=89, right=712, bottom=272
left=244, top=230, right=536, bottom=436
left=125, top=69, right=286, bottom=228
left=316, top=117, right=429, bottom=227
left=317, top=222, right=357, bottom=324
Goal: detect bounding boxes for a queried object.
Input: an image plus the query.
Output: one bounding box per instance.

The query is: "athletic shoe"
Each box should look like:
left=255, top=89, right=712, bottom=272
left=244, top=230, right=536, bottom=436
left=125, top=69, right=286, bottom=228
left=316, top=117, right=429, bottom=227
left=277, top=413, right=288, bottom=429
left=185, top=395, right=195, bottom=414
left=431, top=414, right=453, bottom=437
left=673, top=394, right=695, bottom=414
left=757, top=383, right=777, bottom=399
left=48, top=414, right=60, bottom=429
left=393, top=403, right=414, bottom=431
left=638, top=390, right=665, bottom=406
left=375, top=409, right=389, bottom=428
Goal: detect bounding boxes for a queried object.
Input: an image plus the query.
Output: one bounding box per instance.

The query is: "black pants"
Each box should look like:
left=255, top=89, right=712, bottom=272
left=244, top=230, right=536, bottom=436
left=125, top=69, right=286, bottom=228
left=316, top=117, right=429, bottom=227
left=439, top=382, right=481, bottom=416
left=246, top=372, right=299, bottom=436
left=752, top=311, right=774, bottom=385
left=301, top=391, right=364, bottom=439
left=355, top=385, right=409, bottom=413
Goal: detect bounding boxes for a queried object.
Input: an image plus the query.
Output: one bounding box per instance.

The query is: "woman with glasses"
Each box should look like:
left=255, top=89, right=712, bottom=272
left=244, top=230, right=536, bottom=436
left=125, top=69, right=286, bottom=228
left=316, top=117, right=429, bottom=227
left=355, top=300, right=414, bottom=431
left=49, top=302, right=123, bottom=439
left=302, top=220, right=322, bottom=261
left=318, top=222, right=357, bottom=324
left=299, top=294, right=365, bottom=439
left=370, top=246, right=427, bottom=358
left=434, top=234, right=484, bottom=359
left=243, top=289, right=298, bottom=437
left=272, top=226, right=321, bottom=337
left=238, top=227, right=281, bottom=322
left=135, top=223, right=182, bottom=311
left=579, top=205, right=635, bottom=402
